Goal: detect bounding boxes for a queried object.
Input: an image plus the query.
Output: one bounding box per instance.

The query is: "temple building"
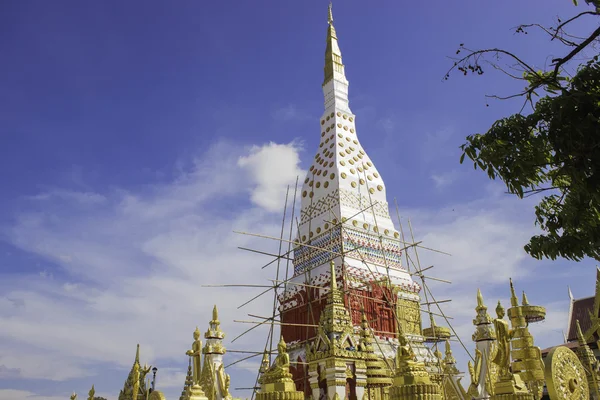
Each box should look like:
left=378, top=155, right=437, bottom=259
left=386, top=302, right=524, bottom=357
left=541, top=267, right=600, bottom=358
left=279, top=4, right=439, bottom=397
left=68, top=5, right=596, bottom=400
left=566, top=267, right=600, bottom=353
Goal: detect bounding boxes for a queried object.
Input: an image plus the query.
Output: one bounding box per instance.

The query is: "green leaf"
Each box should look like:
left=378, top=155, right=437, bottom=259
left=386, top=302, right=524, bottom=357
left=457, top=58, right=600, bottom=262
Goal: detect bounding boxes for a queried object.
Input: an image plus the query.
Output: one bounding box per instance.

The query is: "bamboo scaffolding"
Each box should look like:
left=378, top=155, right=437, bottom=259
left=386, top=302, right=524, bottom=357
left=216, top=175, right=469, bottom=396
left=235, top=319, right=319, bottom=328
left=238, top=246, right=294, bottom=261
left=202, top=284, right=274, bottom=288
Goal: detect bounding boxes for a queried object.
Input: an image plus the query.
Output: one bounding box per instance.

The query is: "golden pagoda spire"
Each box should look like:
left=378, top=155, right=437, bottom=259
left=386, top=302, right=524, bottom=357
left=509, top=278, right=519, bottom=307
left=180, top=357, right=193, bottom=400
left=476, top=288, right=484, bottom=308
left=119, top=344, right=149, bottom=400
left=212, top=305, right=219, bottom=323
left=323, top=2, right=346, bottom=86
left=575, top=319, right=600, bottom=398
left=204, top=305, right=225, bottom=345
left=522, top=290, right=530, bottom=306
left=473, top=288, right=493, bottom=332
left=444, top=339, right=456, bottom=365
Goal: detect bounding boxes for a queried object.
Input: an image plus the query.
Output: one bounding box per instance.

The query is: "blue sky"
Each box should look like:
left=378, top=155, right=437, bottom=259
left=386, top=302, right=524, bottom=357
left=0, top=1, right=597, bottom=399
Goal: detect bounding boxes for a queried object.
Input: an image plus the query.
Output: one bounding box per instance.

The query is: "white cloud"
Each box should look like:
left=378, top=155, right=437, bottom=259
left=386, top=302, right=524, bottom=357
left=0, top=390, right=70, bottom=400
left=238, top=141, right=305, bottom=212
left=272, top=104, right=310, bottom=122
left=0, top=139, right=587, bottom=400
left=26, top=189, right=107, bottom=205
left=0, top=139, right=296, bottom=399
left=430, top=170, right=459, bottom=189
left=377, top=117, right=395, bottom=135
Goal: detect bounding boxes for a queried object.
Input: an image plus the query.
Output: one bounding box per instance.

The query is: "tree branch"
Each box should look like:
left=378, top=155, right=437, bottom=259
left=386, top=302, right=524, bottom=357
left=515, top=23, right=579, bottom=46
left=444, top=47, right=538, bottom=83
left=552, top=25, right=600, bottom=76
left=552, top=11, right=599, bottom=42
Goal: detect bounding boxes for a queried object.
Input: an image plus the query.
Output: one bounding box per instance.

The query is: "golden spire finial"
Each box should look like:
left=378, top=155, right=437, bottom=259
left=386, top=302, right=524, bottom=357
left=323, top=2, right=343, bottom=86
left=361, top=311, right=370, bottom=330
left=576, top=319, right=587, bottom=345
left=509, top=278, right=518, bottom=307
left=522, top=290, right=529, bottom=306
left=212, top=304, right=219, bottom=322
left=476, top=288, right=484, bottom=308
left=135, top=344, right=140, bottom=364
left=329, top=260, right=337, bottom=291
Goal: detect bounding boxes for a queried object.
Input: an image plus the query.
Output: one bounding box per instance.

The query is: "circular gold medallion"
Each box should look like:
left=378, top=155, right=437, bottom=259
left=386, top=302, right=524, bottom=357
left=544, top=346, right=588, bottom=400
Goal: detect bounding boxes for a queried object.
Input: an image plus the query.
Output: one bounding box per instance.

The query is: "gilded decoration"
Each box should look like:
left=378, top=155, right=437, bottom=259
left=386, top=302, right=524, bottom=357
left=544, top=346, right=589, bottom=400
left=389, top=322, right=441, bottom=400
left=396, top=298, right=422, bottom=336
left=507, top=281, right=545, bottom=399
left=118, top=345, right=151, bottom=400
left=575, top=319, right=600, bottom=399
left=257, top=337, right=303, bottom=400
left=148, top=391, right=167, bottom=400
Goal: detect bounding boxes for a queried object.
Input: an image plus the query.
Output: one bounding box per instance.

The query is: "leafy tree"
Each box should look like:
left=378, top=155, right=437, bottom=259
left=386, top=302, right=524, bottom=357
left=93, top=397, right=108, bottom=400
left=447, top=1, right=600, bottom=261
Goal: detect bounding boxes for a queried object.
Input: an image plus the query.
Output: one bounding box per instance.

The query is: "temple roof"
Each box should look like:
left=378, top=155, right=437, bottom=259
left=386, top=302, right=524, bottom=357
left=566, top=295, right=594, bottom=342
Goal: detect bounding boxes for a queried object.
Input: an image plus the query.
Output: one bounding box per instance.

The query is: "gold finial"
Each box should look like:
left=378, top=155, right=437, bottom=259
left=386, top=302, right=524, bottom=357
left=509, top=278, right=518, bottom=307
left=329, top=260, right=337, bottom=291
left=135, top=344, right=140, bottom=363
left=576, top=319, right=587, bottom=345
left=522, top=290, right=529, bottom=306
left=212, top=304, right=219, bottom=322
left=476, top=288, right=484, bottom=308
left=323, top=2, right=343, bottom=85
